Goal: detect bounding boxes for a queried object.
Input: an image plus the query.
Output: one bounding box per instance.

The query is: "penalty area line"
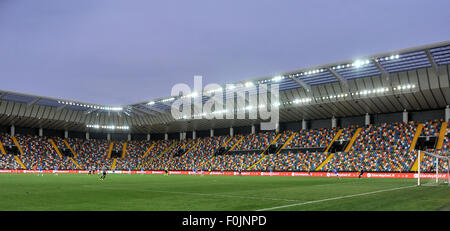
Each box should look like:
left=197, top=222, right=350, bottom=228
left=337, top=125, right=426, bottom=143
left=255, top=185, right=417, bottom=211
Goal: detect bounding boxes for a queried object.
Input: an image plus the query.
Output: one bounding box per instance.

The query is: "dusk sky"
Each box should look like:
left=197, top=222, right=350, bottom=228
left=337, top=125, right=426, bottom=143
left=0, top=0, right=449, bottom=106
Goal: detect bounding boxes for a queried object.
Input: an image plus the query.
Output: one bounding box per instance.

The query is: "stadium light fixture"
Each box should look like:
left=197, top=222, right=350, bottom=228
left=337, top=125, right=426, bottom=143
left=272, top=76, right=283, bottom=82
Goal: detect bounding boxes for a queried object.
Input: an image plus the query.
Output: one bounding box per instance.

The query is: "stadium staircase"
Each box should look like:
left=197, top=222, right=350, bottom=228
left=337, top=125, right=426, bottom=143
left=410, top=123, right=424, bottom=152
left=409, top=123, right=424, bottom=172
left=142, top=142, right=156, bottom=158
left=121, top=142, right=127, bottom=158
left=150, top=141, right=177, bottom=162
left=11, top=136, right=25, bottom=156
left=229, top=136, right=244, bottom=152
left=69, top=157, right=82, bottom=169
left=107, top=142, right=114, bottom=158
left=343, top=127, right=362, bottom=152
left=278, top=132, right=296, bottom=153
left=247, top=133, right=282, bottom=170
left=435, top=122, right=448, bottom=150
left=0, top=140, right=6, bottom=154
left=63, top=139, right=78, bottom=157
left=48, top=139, right=63, bottom=158
left=315, top=129, right=343, bottom=170
left=14, top=156, right=26, bottom=169
left=323, top=129, right=343, bottom=153
left=111, top=159, right=117, bottom=170
left=315, top=153, right=334, bottom=171
left=198, top=137, right=233, bottom=169
left=9, top=137, right=27, bottom=169
left=181, top=140, right=200, bottom=157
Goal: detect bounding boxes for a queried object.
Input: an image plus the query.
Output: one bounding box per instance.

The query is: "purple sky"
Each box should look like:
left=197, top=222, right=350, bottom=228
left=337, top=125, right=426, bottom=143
left=0, top=0, right=449, bottom=106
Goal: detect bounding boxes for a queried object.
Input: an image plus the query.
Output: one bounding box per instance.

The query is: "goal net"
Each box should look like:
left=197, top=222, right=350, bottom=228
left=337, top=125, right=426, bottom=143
left=417, top=151, right=450, bottom=186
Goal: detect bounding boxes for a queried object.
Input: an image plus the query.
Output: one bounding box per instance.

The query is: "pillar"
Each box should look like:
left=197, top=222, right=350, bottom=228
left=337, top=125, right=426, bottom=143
left=365, top=113, right=370, bottom=126
left=230, top=127, right=234, bottom=137
left=127, top=134, right=131, bottom=141
left=210, top=129, right=214, bottom=137
left=86, top=132, right=90, bottom=140
left=165, top=133, right=168, bottom=140
left=275, top=122, right=280, bottom=133
left=64, top=130, right=69, bottom=139
left=180, top=132, right=183, bottom=141
left=331, top=116, right=337, bottom=128
left=39, top=128, right=43, bottom=137
left=107, top=133, right=111, bottom=141
left=192, top=130, right=196, bottom=139
left=147, top=134, right=151, bottom=141
left=251, top=124, right=256, bottom=134
left=10, top=125, right=15, bottom=136
left=445, top=105, right=450, bottom=122
left=302, top=119, right=307, bottom=130
left=403, top=110, right=408, bottom=123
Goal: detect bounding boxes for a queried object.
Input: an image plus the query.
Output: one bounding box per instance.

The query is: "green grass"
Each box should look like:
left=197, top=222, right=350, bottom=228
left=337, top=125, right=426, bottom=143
left=0, top=173, right=448, bottom=211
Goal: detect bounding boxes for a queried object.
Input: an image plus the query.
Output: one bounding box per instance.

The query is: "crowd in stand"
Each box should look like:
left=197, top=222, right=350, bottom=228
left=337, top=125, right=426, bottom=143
left=0, top=120, right=448, bottom=173
left=233, top=132, right=277, bottom=151
left=205, top=152, right=264, bottom=171
left=351, top=122, right=416, bottom=151
left=0, top=154, right=20, bottom=170
left=422, top=120, right=442, bottom=137
left=321, top=150, right=416, bottom=172
left=285, top=128, right=337, bottom=148
left=69, top=138, right=112, bottom=170
left=0, top=133, right=14, bottom=147
left=251, top=151, right=328, bottom=171
left=169, top=136, right=229, bottom=170
left=15, top=134, right=77, bottom=170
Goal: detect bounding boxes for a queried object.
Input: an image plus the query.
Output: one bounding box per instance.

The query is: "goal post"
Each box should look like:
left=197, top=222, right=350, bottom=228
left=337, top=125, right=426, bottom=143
left=417, top=150, right=450, bottom=186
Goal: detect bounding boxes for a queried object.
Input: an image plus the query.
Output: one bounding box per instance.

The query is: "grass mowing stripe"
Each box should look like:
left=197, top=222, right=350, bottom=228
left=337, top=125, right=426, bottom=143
left=104, top=188, right=302, bottom=202
left=255, top=185, right=417, bottom=211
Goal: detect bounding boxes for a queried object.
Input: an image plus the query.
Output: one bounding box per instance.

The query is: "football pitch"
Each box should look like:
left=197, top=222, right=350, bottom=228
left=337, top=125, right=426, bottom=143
left=0, top=173, right=449, bottom=211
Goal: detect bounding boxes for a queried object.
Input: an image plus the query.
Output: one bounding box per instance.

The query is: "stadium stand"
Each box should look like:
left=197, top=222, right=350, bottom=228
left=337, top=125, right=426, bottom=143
left=0, top=119, right=448, bottom=173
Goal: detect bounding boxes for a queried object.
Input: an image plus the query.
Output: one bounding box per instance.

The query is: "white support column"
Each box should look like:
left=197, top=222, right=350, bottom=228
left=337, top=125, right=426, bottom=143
left=147, top=134, right=151, bottom=141
left=192, top=130, right=196, bottom=139
left=302, top=119, right=307, bottom=130
left=251, top=125, right=256, bottom=134
left=107, top=133, right=111, bottom=141
left=64, top=130, right=69, bottom=139
left=10, top=125, right=15, bottom=136
left=445, top=105, right=450, bottom=122
left=179, top=132, right=183, bottom=141
left=230, top=127, right=234, bottom=137
left=128, top=134, right=131, bottom=141
left=365, top=113, right=370, bottom=126
left=39, top=128, right=43, bottom=137
left=403, top=110, right=408, bottom=123
left=331, top=116, right=337, bottom=128
left=164, top=133, right=168, bottom=141
left=86, top=132, right=90, bottom=140
left=275, top=122, right=280, bottom=133
left=210, top=129, right=214, bottom=137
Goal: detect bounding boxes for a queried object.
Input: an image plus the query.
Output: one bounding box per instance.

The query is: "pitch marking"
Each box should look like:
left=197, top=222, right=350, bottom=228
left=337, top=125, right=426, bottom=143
left=255, top=185, right=417, bottom=211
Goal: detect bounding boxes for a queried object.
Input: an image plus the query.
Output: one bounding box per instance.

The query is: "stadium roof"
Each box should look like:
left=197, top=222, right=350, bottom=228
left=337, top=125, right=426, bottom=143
left=1, top=40, right=450, bottom=133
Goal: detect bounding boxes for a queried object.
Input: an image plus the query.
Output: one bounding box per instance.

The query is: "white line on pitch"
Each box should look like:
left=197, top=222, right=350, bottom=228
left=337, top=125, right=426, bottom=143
left=255, top=185, right=417, bottom=211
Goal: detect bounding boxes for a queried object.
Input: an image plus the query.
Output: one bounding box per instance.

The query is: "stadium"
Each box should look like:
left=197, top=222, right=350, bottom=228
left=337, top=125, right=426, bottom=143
left=1, top=40, right=450, bottom=211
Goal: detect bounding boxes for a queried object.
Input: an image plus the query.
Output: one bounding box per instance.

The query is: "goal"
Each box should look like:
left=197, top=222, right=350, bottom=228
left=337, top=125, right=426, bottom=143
left=417, top=150, right=450, bottom=186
